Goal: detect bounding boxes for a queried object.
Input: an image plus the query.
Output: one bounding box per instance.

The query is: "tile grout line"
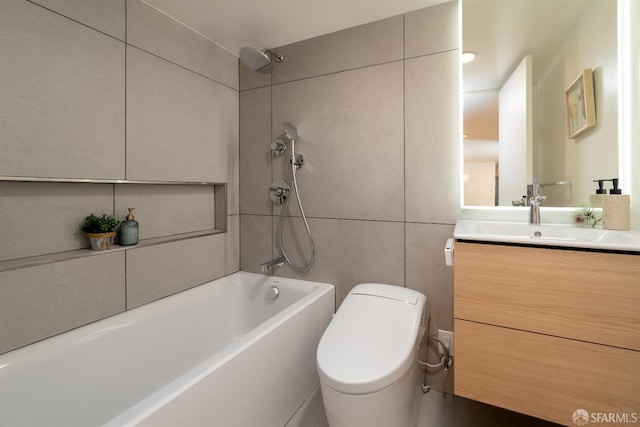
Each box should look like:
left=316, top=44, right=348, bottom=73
left=269, top=73, right=275, bottom=271
left=124, top=0, right=128, bottom=181
left=270, top=48, right=458, bottom=89
left=124, top=0, right=128, bottom=311
left=25, top=0, right=124, bottom=43
left=28, top=0, right=239, bottom=93
left=403, top=13, right=407, bottom=289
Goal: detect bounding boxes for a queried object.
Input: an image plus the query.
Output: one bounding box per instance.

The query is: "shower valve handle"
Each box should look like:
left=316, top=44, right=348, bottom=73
left=271, top=138, right=287, bottom=157
left=269, top=180, right=291, bottom=205
left=291, top=153, right=305, bottom=169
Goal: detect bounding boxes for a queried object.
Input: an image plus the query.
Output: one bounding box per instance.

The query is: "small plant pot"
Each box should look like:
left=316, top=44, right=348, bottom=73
left=86, top=232, right=116, bottom=251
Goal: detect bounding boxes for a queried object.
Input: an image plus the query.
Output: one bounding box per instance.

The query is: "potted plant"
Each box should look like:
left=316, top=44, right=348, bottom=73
left=79, top=213, right=120, bottom=251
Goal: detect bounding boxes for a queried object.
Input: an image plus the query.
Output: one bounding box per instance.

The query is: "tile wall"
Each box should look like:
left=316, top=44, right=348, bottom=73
left=0, top=0, right=239, bottom=355
left=239, top=1, right=460, bottom=393
left=1, top=0, right=462, bottom=394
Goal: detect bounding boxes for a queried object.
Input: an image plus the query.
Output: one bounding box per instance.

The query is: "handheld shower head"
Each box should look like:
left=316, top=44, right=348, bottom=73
left=239, top=46, right=283, bottom=74
left=283, top=122, right=298, bottom=142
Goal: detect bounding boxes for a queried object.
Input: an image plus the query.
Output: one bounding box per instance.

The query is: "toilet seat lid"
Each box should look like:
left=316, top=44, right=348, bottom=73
left=317, top=284, right=426, bottom=395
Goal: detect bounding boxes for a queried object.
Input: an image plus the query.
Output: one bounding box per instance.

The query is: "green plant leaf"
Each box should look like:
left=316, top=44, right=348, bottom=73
left=80, top=213, right=120, bottom=233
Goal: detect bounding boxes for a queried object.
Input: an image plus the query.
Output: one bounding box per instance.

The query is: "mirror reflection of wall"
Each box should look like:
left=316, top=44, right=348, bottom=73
left=462, top=0, right=618, bottom=208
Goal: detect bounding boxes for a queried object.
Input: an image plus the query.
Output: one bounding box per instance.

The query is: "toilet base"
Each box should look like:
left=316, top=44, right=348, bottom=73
left=320, top=364, right=421, bottom=427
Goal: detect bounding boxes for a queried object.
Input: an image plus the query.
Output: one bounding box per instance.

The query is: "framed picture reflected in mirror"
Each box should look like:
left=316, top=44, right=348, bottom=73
left=565, top=69, right=596, bottom=139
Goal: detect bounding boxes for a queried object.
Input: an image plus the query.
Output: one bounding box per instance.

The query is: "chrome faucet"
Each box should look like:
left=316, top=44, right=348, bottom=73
left=261, top=256, right=285, bottom=273
left=529, top=195, right=546, bottom=224
left=527, top=183, right=546, bottom=224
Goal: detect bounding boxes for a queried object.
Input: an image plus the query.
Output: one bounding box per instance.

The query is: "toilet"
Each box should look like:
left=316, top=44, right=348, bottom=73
left=317, top=283, right=427, bottom=427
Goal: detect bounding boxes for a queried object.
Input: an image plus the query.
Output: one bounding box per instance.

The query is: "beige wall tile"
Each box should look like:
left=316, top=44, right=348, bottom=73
left=240, top=214, right=273, bottom=274
left=0, top=0, right=242, bottom=355
left=405, top=223, right=455, bottom=332
left=240, top=60, right=271, bottom=91
left=272, top=15, right=403, bottom=84
left=127, top=0, right=238, bottom=90
left=211, top=219, right=242, bottom=284
left=0, top=253, right=125, bottom=354
left=0, top=0, right=125, bottom=180
left=127, top=46, right=238, bottom=183
left=114, top=184, right=216, bottom=240
left=272, top=62, right=404, bottom=221
left=273, top=217, right=405, bottom=307
left=126, top=231, right=237, bottom=308
left=29, top=0, right=126, bottom=40
left=227, top=132, right=241, bottom=217
left=217, top=214, right=240, bottom=277
left=0, top=182, right=114, bottom=261
left=1, top=1, right=466, bottom=400
left=240, top=87, right=272, bottom=215
left=406, top=222, right=456, bottom=393
left=237, top=3, right=462, bottom=395
left=405, top=1, right=459, bottom=59
left=405, top=51, right=461, bottom=224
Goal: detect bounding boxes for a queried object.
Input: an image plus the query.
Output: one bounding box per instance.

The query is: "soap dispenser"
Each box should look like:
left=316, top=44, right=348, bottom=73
left=119, top=208, right=139, bottom=246
left=602, top=179, right=630, bottom=231
left=589, top=179, right=606, bottom=208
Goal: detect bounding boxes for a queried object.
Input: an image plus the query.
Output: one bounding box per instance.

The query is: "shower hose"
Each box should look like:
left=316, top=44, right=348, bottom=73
left=278, top=138, right=315, bottom=272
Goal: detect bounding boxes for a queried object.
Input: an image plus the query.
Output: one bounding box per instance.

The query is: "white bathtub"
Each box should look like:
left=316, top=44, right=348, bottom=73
left=0, top=271, right=335, bottom=427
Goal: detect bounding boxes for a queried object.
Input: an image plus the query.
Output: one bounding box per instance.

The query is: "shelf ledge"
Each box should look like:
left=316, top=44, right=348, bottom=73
left=0, top=229, right=225, bottom=273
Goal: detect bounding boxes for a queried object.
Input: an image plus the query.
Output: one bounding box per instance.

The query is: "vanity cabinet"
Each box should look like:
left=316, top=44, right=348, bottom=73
left=454, top=242, right=640, bottom=425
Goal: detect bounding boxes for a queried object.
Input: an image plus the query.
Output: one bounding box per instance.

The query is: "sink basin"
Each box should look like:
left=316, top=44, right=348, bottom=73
left=454, top=220, right=640, bottom=252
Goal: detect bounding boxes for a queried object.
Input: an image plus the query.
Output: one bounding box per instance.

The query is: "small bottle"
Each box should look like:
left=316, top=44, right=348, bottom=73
left=119, top=208, right=139, bottom=246
left=589, top=179, right=606, bottom=208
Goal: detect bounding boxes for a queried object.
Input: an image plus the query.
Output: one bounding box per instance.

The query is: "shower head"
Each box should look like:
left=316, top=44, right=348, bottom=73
left=283, top=122, right=298, bottom=142
left=239, top=46, right=283, bottom=74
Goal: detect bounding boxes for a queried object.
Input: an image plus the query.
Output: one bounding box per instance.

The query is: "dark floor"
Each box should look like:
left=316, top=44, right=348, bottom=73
left=286, top=386, right=562, bottom=427
left=419, top=390, right=562, bottom=427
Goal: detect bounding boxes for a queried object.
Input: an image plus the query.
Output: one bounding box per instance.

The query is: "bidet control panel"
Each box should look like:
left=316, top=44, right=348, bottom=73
left=444, top=238, right=454, bottom=266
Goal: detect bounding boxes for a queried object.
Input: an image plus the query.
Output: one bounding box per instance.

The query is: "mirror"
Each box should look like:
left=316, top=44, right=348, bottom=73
left=462, top=0, right=618, bottom=208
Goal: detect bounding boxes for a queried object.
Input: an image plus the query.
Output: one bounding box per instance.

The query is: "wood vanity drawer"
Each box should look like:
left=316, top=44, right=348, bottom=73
left=454, top=320, right=640, bottom=426
left=454, top=242, right=640, bottom=351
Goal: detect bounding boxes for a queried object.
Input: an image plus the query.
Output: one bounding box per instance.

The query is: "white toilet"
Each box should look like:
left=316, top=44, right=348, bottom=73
left=317, top=283, right=427, bottom=427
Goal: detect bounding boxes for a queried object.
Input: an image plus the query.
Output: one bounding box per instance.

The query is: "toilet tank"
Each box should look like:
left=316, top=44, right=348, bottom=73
left=317, top=284, right=427, bottom=395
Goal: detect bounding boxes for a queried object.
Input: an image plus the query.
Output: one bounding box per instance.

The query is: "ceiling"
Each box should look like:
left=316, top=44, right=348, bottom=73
left=142, top=0, right=593, bottom=150
left=142, top=0, right=589, bottom=92
left=142, top=0, right=448, bottom=56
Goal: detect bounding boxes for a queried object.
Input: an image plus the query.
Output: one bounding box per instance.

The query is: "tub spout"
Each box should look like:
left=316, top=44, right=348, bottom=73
left=261, top=256, right=284, bottom=273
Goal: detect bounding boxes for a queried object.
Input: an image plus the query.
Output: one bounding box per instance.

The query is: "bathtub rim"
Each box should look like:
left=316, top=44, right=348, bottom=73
left=103, top=271, right=334, bottom=427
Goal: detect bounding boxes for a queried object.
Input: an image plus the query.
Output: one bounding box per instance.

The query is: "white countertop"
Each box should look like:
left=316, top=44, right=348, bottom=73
left=454, top=220, right=640, bottom=252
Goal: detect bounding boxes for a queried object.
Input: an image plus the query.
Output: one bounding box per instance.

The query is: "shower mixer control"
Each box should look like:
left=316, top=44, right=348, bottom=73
left=269, top=179, right=291, bottom=205
left=291, top=153, right=305, bottom=169
left=271, top=138, right=287, bottom=157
